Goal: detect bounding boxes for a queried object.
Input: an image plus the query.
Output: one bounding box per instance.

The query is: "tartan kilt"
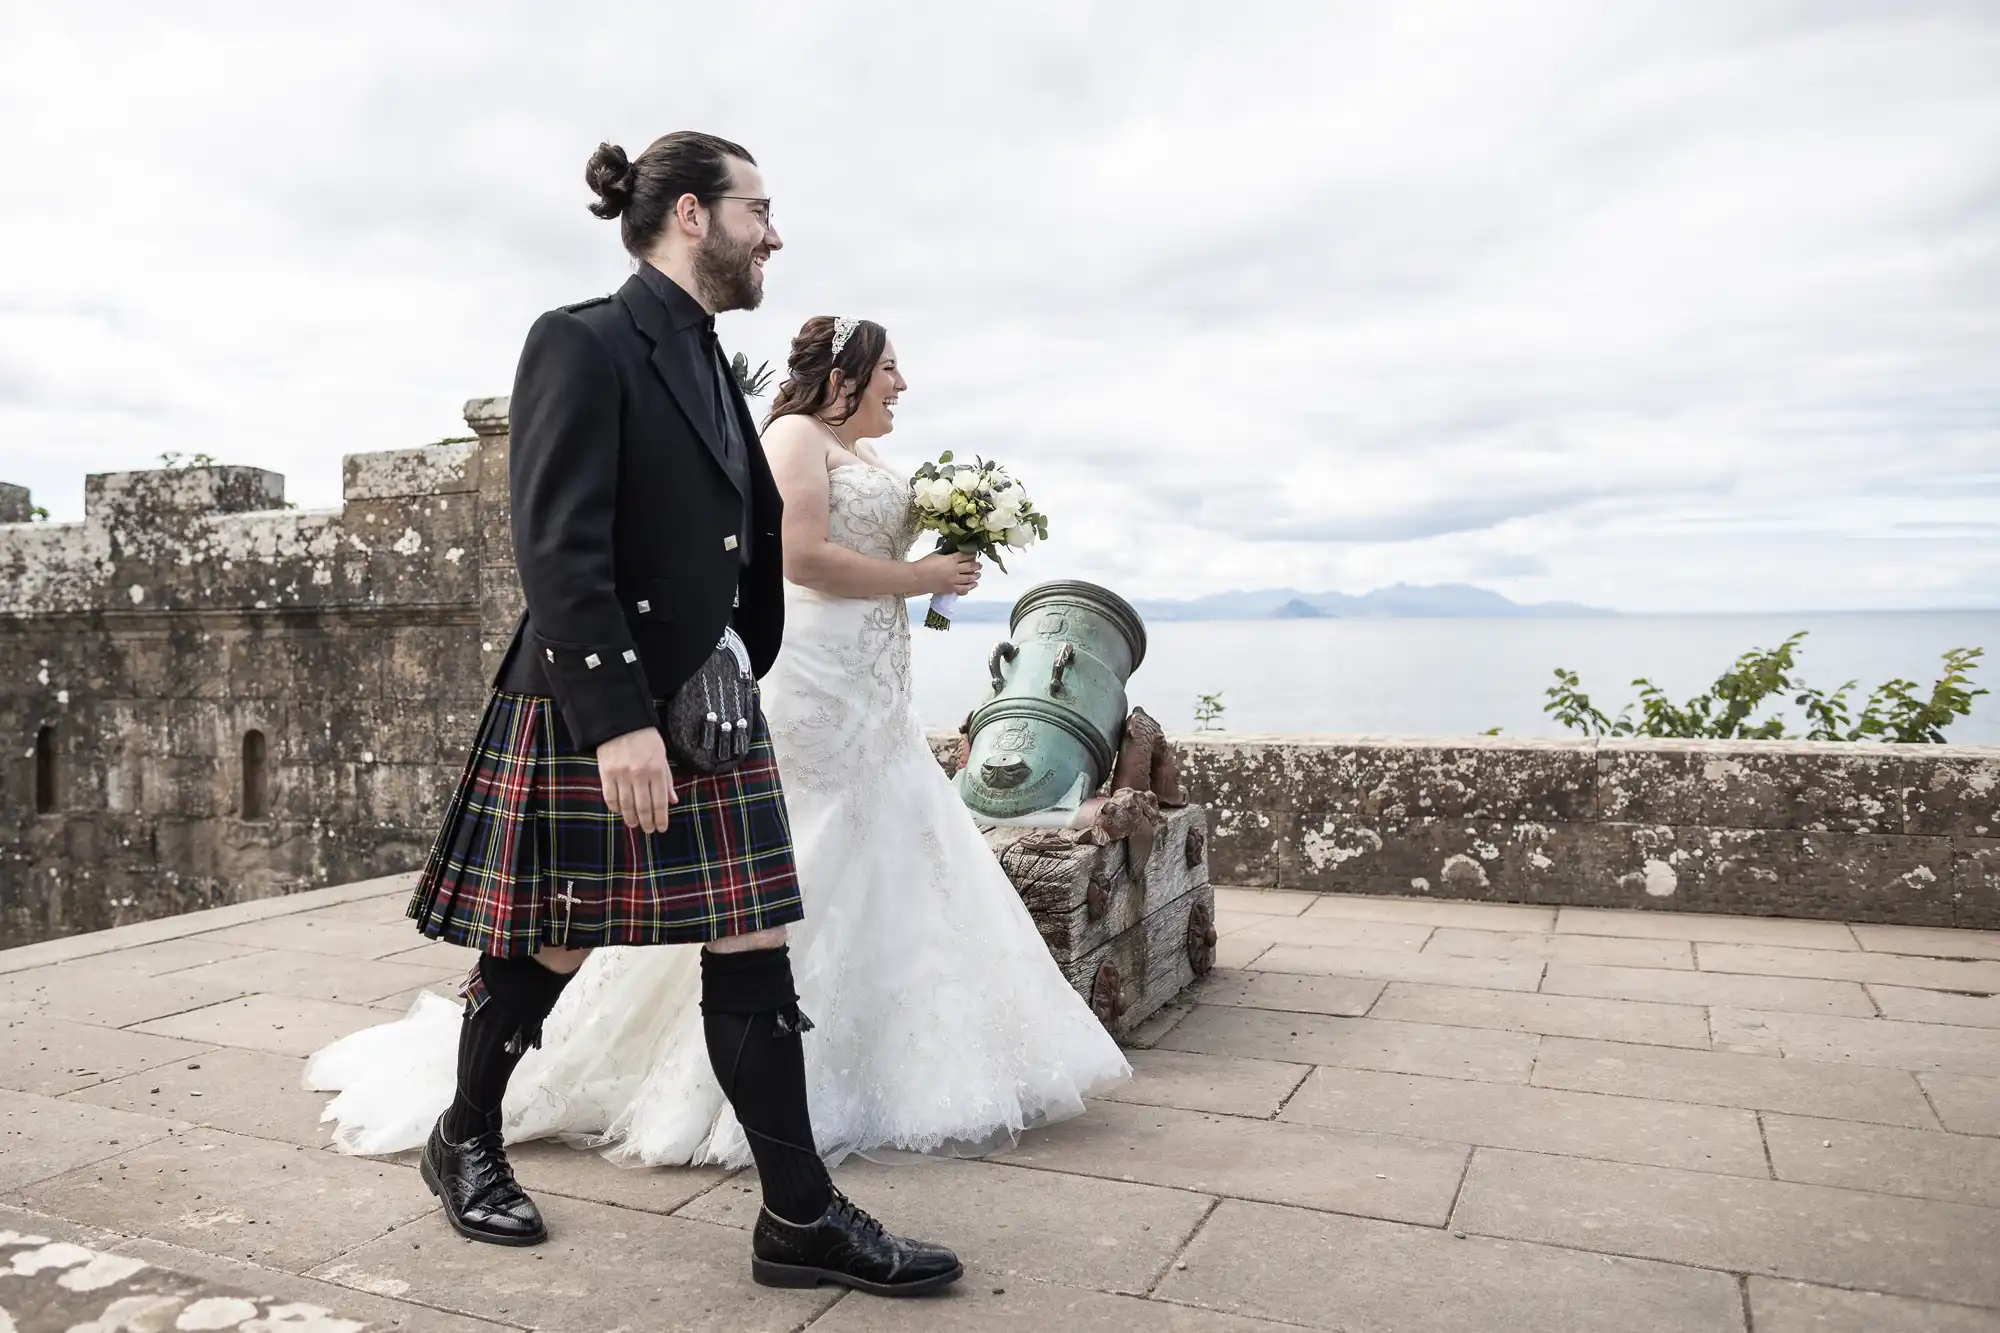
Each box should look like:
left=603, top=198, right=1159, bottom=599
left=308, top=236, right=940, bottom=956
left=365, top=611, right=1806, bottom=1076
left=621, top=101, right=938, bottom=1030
left=408, top=689, right=804, bottom=957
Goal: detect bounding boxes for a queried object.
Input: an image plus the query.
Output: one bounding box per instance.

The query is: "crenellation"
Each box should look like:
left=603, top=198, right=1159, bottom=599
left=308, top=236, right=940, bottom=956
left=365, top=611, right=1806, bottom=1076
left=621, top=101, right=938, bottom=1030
left=0, top=483, right=31, bottom=524
left=1, top=399, right=510, bottom=947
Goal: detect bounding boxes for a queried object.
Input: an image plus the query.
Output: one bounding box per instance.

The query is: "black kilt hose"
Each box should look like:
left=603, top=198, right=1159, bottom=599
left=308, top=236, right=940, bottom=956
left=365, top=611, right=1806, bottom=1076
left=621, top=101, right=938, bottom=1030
left=412, top=268, right=802, bottom=966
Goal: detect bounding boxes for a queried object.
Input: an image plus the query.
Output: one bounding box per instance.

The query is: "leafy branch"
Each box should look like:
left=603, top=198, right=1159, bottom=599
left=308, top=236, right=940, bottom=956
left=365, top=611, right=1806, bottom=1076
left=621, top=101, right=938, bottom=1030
left=1194, top=691, right=1227, bottom=732
left=732, top=352, right=775, bottom=398
left=1543, top=632, right=1986, bottom=743
left=157, top=451, right=217, bottom=469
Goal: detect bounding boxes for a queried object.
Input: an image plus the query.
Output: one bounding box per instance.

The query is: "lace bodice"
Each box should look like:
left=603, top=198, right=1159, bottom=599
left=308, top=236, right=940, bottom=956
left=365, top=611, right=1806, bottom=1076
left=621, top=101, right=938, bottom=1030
left=758, top=460, right=926, bottom=794
left=825, top=463, right=920, bottom=560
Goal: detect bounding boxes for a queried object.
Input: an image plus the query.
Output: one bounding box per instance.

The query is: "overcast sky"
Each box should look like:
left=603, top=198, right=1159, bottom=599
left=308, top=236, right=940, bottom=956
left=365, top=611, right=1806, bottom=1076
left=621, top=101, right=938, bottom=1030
left=3, top=1, right=1996, bottom=611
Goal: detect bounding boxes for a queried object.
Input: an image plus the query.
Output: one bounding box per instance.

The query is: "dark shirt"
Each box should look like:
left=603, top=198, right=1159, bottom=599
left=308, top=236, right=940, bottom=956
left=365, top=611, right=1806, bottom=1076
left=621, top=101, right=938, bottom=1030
left=636, top=263, right=752, bottom=564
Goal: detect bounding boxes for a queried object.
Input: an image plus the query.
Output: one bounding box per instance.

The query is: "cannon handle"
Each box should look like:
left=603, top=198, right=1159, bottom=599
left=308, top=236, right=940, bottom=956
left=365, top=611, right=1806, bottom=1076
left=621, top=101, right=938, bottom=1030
left=1050, top=642, right=1077, bottom=696
left=988, top=641, right=1018, bottom=693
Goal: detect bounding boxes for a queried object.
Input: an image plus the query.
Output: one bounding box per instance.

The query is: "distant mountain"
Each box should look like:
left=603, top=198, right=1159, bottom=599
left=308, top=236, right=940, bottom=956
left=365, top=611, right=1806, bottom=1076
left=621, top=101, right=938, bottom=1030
left=910, top=583, right=1613, bottom=624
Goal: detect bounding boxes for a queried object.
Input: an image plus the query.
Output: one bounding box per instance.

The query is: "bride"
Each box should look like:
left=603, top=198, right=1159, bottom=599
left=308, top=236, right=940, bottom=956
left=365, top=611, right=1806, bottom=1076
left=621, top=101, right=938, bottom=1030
left=306, top=314, right=1130, bottom=1167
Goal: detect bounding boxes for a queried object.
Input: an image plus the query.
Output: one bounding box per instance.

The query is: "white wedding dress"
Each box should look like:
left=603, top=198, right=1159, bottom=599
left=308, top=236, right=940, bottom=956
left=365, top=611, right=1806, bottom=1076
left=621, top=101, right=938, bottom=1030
left=305, top=458, right=1129, bottom=1167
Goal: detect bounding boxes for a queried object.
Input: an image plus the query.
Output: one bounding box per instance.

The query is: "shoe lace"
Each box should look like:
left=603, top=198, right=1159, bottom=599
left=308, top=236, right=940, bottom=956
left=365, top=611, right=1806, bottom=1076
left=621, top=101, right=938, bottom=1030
left=830, top=1191, right=888, bottom=1244
left=464, top=1130, right=532, bottom=1211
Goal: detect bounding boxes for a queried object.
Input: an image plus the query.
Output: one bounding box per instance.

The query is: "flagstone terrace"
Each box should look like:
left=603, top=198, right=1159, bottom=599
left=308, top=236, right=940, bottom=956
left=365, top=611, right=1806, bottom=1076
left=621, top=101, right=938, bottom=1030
left=4, top=873, right=1999, bottom=1332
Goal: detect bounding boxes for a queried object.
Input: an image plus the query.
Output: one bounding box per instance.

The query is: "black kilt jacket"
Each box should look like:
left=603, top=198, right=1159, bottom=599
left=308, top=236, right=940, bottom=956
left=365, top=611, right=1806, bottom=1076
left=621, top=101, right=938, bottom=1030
left=493, top=272, right=785, bottom=752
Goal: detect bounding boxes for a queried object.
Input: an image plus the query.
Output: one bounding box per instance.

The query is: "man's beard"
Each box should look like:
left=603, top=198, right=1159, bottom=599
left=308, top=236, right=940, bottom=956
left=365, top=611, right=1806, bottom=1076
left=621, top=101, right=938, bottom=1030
left=694, top=230, right=763, bottom=313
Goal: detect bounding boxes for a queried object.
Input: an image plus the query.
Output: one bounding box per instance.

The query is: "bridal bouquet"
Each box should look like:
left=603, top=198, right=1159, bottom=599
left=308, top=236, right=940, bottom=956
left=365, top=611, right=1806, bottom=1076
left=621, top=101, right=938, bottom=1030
left=910, top=452, right=1049, bottom=630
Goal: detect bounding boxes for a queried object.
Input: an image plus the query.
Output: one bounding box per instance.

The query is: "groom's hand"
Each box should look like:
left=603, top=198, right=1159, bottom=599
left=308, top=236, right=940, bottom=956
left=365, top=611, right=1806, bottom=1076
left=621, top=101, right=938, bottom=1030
left=596, top=726, right=678, bottom=834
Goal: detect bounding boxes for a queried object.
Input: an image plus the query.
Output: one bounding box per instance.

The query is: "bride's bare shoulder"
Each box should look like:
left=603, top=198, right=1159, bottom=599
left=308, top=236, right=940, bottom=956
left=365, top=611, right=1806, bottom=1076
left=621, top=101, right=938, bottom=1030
left=760, top=414, right=828, bottom=462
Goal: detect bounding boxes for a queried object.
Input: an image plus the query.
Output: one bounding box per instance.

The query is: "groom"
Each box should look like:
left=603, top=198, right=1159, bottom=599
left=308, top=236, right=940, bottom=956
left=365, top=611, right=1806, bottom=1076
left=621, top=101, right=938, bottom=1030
left=407, top=131, right=960, bottom=1297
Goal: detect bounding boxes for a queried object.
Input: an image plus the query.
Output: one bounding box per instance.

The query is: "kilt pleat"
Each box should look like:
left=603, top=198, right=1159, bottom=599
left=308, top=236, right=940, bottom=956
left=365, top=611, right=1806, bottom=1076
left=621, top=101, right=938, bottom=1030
left=408, top=690, right=803, bottom=956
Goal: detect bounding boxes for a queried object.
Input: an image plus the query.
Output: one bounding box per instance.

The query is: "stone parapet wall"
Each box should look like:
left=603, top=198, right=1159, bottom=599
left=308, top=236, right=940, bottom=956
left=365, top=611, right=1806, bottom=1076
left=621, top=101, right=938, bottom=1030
left=0, top=405, right=518, bottom=948
left=931, top=732, right=2000, bottom=928
left=6, top=391, right=1995, bottom=947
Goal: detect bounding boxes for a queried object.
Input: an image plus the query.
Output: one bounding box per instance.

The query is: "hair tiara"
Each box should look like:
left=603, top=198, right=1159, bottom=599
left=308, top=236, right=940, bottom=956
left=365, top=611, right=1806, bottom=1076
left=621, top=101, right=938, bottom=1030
left=831, top=315, right=860, bottom=358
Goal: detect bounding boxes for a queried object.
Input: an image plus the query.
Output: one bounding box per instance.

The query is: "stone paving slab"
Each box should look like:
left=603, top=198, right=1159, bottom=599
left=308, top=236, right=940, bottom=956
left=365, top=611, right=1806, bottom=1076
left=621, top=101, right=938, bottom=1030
left=1212, top=888, right=1314, bottom=918
left=0, top=967, right=254, bottom=1028
left=63, top=1046, right=334, bottom=1150
left=1762, top=1113, right=2000, bottom=1208
left=201, top=917, right=433, bottom=961
left=1554, top=908, right=1859, bottom=949
left=1160, top=1003, right=1539, bottom=1084
left=131, top=993, right=390, bottom=1058
left=312, top=1198, right=840, bottom=1333
left=0, top=1016, right=212, bottom=1098
left=1710, top=1007, right=2000, bottom=1077
left=1370, top=982, right=1711, bottom=1048
left=1210, top=937, right=1269, bottom=970
left=0, top=1227, right=377, bottom=1333
left=1454, top=1147, right=2000, bottom=1308
left=1748, top=1278, right=2000, bottom=1333
left=0, top=1088, right=183, bottom=1192
left=1530, top=1036, right=1940, bottom=1126
left=5, top=1204, right=510, bottom=1333
left=1280, top=1066, right=1770, bottom=1177
left=1191, top=969, right=1385, bottom=1017
left=7, top=883, right=2000, bottom=1329
left=495, top=1141, right=730, bottom=1217
left=1421, top=927, right=1694, bottom=969
left=1099, top=1049, right=1311, bottom=1119
left=682, top=1156, right=1215, bottom=1296
left=1152, top=1197, right=1746, bottom=1333
left=803, top=1279, right=1297, bottom=1331
left=1849, top=922, right=2000, bottom=961
left=995, top=1101, right=1468, bottom=1225
left=9, top=1127, right=437, bottom=1275
left=1696, top=941, right=2000, bottom=991
left=1223, top=916, right=1433, bottom=952
left=169, top=951, right=459, bottom=1007
left=1249, top=943, right=1546, bottom=992
left=1300, top=895, right=1558, bottom=932
left=0, top=876, right=420, bottom=979
left=1921, top=1072, right=2000, bottom=1134
left=1869, top=983, right=2000, bottom=1028
left=1541, top=961, right=1876, bottom=1016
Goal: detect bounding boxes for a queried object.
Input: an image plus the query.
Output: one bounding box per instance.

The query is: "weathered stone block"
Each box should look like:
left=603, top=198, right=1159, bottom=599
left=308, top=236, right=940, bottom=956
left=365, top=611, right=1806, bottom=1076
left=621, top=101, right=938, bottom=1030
left=1789, top=831, right=1956, bottom=925
left=1956, top=839, right=2000, bottom=930
left=342, top=440, right=479, bottom=501
left=226, top=623, right=382, bottom=700
left=0, top=481, right=31, bottom=523
left=383, top=622, right=482, bottom=699
left=1180, top=735, right=1595, bottom=822
left=84, top=466, right=286, bottom=520
left=1599, top=740, right=1908, bottom=833
left=1209, top=806, right=1290, bottom=887
left=1279, top=815, right=1609, bottom=907
left=1905, top=750, right=2000, bottom=837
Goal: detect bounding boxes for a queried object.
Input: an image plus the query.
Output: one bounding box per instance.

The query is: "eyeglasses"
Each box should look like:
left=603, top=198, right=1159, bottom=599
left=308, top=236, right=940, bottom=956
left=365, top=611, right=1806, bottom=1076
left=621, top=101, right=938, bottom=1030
left=713, top=195, right=774, bottom=227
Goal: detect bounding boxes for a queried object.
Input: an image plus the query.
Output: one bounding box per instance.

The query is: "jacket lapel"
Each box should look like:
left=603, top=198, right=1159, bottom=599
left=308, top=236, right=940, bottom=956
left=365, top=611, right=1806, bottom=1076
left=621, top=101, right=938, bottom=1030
left=617, top=275, right=744, bottom=498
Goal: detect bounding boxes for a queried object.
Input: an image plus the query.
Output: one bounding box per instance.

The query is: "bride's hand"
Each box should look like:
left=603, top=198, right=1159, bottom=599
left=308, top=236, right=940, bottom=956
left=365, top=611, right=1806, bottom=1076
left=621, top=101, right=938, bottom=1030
left=914, top=551, right=981, bottom=596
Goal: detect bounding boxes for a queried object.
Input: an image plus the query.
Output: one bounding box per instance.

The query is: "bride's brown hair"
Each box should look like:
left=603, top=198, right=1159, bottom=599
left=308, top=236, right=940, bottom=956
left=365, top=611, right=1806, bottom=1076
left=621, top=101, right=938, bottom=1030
left=763, top=316, right=889, bottom=429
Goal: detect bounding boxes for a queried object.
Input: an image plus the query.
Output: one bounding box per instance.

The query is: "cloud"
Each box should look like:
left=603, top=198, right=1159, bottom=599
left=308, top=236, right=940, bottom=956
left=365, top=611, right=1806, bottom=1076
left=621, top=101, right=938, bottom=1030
left=0, top=0, right=1995, bottom=611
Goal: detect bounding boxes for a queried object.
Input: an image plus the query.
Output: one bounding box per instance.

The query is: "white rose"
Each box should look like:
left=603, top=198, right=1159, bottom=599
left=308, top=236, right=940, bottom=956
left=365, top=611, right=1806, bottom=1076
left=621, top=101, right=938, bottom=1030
left=983, top=509, right=1012, bottom=533
left=953, top=469, right=982, bottom=493
left=916, top=478, right=953, bottom=510
left=1007, top=523, right=1037, bottom=549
